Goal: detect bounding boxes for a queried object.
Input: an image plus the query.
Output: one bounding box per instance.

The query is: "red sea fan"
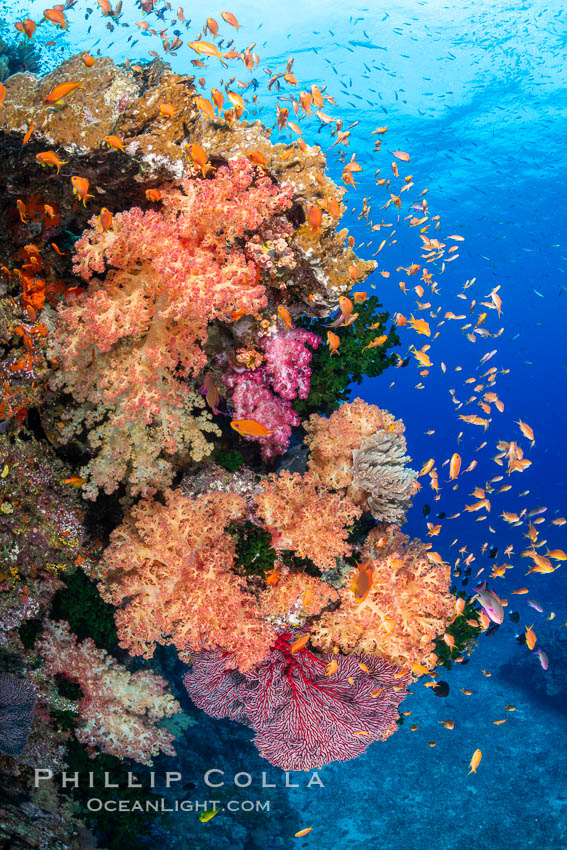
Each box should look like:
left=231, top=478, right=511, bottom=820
left=184, top=636, right=409, bottom=771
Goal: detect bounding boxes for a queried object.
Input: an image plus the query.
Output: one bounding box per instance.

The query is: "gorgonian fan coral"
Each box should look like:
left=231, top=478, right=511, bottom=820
left=37, top=620, right=180, bottom=765
left=304, top=397, right=418, bottom=524
left=0, top=672, right=36, bottom=756
left=96, top=489, right=276, bottom=671
left=254, top=470, right=361, bottom=569
left=49, top=157, right=296, bottom=498
left=311, top=523, right=454, bottom=669
left=184, top=636, right=410, bottom=770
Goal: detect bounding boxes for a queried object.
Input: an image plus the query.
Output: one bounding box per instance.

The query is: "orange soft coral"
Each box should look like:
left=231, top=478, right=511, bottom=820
left=253, top=470, right=360, bottom=570
left=304, top=398, right=417, bottom=524
left=310, top=523, right=453, bottom=670
left=37, top=620, right=180, bottom=765
left=96, top=489, right=275, bottom=671
left=258, top=565, right=339, bottom=628
left=304, top=397, right=402, bottom=491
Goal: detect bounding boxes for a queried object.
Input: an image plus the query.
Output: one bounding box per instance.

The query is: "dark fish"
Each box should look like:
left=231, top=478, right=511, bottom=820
left=422, top=504, right=431, bottom=518
left=462, top=578, right=469, bottom=586
left=489, top=546, right=498, bottom=559
left=516, top=632, right=527, bottom=646
left=485, top=623, right=500, bottom=637
left=508, top=611, right=520, bottom=623
left=436, top=511, right=446, bottom=519
left=432, top=681, right=449, bottom=698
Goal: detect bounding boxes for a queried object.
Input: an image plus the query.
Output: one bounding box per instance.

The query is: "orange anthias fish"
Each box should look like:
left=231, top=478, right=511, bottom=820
left=82, top=53, right=96, bottom=68
left=159, top=103, right=177, bottom=118
left=103, top=134, right=126, bottom=152
left=200, top=372, right=220, bottom=414
left=307, top=204, right=322, bottom=232
left=468, top=749, right=482, bottom=775
left=195, top=95, right=216, bottom=118
left=350, top=559, right=373, bottom=603
left=231, top=419, right=272, bottom=438
left=449, top=453, right=462, bottom=480
left=43, top=8, right=68, bottom=27
left=97, top=208, right=113, bottom=232
left=277, top=305, right=293, bottom=329
left=408, top=314, right=431, bottom=336
left=0, top=82, right=6, bottom=107
left=188, top=39, right=227, bottom=65
left=290, top=633, right=310, bottom=654
left=36, top=151, right=68, bottom=173
left=525, top=625, right=537, bottom=650
left=327, top=330, right=340, bottom=355
left=186, top=143, right=213, bottom=177
left=221, top=10, right=241, bottom=29
left=145, top=189, right=162, bottom=202
left=43, top=81, right=84, bottom=104
left=70, top=176, right=93, bottom=206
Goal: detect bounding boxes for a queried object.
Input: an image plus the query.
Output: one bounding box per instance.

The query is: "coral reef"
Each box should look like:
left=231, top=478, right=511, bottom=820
left=0, top=432, right=91, bottom=644
left=305, top=397, right=418, bottom=523
left=37, top=620, right=180, bottom=764
left=311, top=523, right=454, bottom=669
left=185, top=636, right=410, bottom=770
left=0, top=42, right=462, bottom=844
left=254, top=470, right=361, bottom=569
left=0, top=671, right=36, bottom=756
left=96, top=488, right=276, bottom=670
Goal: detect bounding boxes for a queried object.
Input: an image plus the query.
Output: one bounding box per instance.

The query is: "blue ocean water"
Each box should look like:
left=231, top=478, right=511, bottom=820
left=2, top=0, right=566, bottom=847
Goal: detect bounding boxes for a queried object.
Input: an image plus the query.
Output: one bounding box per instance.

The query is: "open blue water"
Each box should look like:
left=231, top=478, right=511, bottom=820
left=2, top=0, right=566, bottom=846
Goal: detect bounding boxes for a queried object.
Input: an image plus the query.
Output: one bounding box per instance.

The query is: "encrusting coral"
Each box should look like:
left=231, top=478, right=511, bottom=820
left=311, top=523, right=454, bottom=670
left=37, top=620, right=180, bottom=765
left=304, top=397, right=418, bottom=523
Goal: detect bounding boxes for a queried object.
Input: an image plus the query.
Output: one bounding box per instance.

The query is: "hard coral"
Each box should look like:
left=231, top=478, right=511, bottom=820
left=97, top=488, right=275, bottom=671
left=185, top=636, right=409, bottom=770
left=254, top=470, right=360, bottom=570
left=50, top=157, right=295, bottom=498
left=305, top=398, right=417, bottom=523
left=37, top=620, right=180, bottom=765
left=311, top=523, right=454, bottom=669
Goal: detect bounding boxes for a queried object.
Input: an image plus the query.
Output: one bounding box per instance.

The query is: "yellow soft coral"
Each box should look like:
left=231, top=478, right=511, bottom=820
left=310, top=523, right=453, bottom=670
left=254, top=470, right=360, bottom=570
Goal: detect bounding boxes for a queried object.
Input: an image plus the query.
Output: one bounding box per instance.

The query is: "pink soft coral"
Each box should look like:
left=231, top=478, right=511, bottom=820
left=254, top=470, right=360, bottom=569
left=222, top=328, right=320, bottom=460
left=37, top=620, right=180, bottom=765
left=310, top=523, right=454, bottom=669
left=50, top=158, right=296, bottom=498
left=97, top=489, right=276, bottom=671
